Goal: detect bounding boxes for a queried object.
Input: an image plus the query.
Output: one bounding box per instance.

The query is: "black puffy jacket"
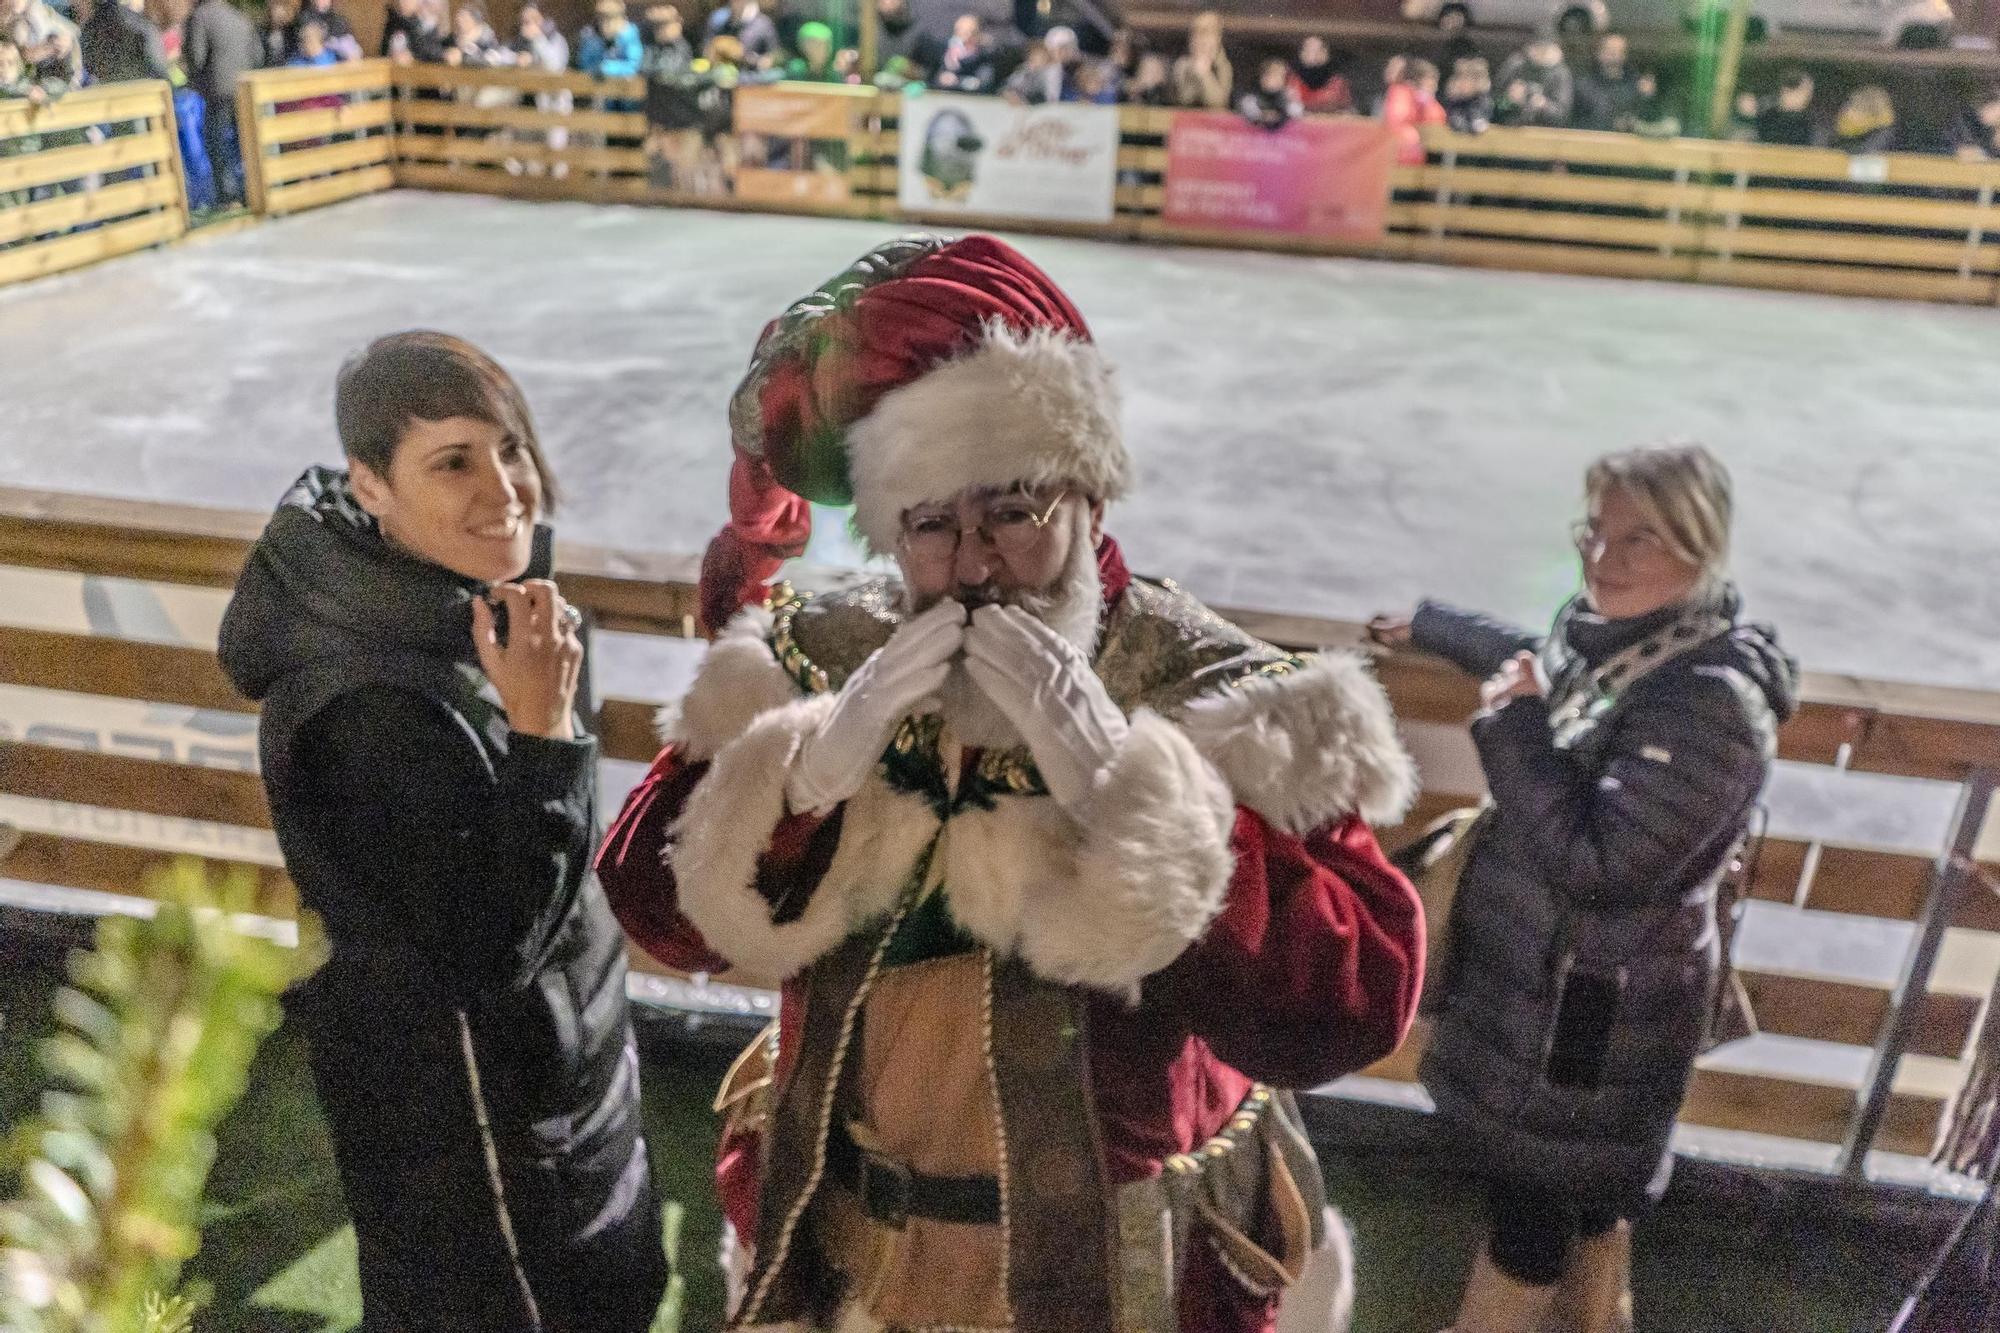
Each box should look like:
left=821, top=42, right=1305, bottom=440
left=1413, top=590, right=1798, bottom=1212
left=219, top=468, right=666, bottom=1332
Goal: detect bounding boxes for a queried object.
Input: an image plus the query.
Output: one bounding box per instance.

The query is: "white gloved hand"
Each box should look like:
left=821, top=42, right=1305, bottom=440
left=962, top=604, right=1129, bottom=814
left=785, top=598, right=966, bottom=814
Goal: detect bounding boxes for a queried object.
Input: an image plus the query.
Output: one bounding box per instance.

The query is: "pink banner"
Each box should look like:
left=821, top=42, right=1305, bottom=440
left=1163, top=113, right=1396, bottom=240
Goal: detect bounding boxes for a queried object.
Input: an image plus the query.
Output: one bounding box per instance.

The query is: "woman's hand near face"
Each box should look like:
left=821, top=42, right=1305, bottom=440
left=1366, top=612, right=1415, bottom=649
left=473, top=580, right=584, bottom=741
left=1480, top=650, right=1546, bottom=712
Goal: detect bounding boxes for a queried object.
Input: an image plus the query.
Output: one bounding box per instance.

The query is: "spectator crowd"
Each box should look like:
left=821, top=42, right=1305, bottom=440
left=11, top=0, right=2000, bottom=235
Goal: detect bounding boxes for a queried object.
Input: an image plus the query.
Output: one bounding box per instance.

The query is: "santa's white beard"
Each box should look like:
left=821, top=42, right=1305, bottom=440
left=912, top=524, right=1102, bottom=752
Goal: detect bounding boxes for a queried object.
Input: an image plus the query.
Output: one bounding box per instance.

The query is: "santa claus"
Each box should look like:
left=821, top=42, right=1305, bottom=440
left=598, top=234, right=1425, bottom=1333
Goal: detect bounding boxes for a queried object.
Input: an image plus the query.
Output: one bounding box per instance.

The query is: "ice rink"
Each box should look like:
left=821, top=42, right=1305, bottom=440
left=7, top=188, right=2000, bottom=688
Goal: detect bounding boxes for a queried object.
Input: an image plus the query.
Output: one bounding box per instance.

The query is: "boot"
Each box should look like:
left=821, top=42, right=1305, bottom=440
left=1440, top=1249, right=1559, bottom=1333
left=1547, top=1221, right=1634, bottom=1333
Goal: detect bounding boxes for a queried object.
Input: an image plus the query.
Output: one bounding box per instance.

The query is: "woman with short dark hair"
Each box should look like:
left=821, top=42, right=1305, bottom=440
left=220, top=331, right=668, bottom=1332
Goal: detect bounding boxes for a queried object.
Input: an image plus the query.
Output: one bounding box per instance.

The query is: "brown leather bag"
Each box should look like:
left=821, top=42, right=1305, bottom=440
left=1391, top=804, right=1492, bottom=1015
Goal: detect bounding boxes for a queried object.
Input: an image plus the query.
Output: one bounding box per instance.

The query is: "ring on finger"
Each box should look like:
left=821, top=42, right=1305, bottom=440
left=560, top=603, right=583, bottom=632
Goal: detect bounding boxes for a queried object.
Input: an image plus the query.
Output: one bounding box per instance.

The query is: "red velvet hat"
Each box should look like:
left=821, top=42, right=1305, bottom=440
left=698, top=235, right=1130, bottom=634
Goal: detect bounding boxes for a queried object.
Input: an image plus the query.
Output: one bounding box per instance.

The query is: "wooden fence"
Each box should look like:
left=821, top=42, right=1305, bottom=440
left=1, top=482, right=1996, bottom=1178
left=388, top=64, right=891, bottom=218
left=1390, top=127, right=2000, bottom=305
left=0, top=80, right=187, bottom=288
left=235, top=61, right=396, bottom=219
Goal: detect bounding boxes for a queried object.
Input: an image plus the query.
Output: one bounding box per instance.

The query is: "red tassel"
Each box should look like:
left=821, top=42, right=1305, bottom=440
left=696, top=455, right=812, bottom=637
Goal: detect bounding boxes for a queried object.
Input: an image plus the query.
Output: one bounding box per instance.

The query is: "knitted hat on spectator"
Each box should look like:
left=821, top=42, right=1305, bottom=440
left=699, top=234, right=1129, bottom=632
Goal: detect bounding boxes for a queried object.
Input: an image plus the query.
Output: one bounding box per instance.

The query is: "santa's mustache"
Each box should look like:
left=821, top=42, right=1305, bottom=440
left=908, top=525, right=1103, bottom=749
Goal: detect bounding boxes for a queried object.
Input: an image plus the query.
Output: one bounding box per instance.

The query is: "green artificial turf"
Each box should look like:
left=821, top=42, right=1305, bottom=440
left=0, top=961, right=1962, bottom=1333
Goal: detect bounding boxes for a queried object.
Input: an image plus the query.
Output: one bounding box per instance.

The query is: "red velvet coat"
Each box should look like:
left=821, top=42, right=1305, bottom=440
left=598, top=552, right=1424, bottom=1332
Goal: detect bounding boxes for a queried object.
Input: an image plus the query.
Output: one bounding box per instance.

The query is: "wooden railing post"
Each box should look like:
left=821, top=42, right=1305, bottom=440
left=157, top=83, right=192, bottom=233
left=236, top=76, right=268, bottom=215
left=1840, top=768, right=2000, bottom=1176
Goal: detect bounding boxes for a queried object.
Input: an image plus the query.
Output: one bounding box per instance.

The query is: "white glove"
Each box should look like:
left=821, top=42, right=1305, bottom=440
left=785, top=599, right=966, bottom=814
left=962, top=604, right=1129, bottom=814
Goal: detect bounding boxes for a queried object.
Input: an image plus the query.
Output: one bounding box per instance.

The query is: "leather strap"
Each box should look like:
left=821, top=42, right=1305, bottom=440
left=826, top=1121, right=1001, bottom=1230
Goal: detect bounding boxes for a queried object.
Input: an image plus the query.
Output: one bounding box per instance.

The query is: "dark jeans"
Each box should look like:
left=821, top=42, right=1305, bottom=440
left=1487, top=1181, right=1624, bottom=1286
left=204, top=93, right=244, bottom=206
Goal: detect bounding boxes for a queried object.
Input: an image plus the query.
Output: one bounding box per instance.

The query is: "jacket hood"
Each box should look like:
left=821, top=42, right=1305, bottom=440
left=219, top=466, right=522, bottom=702
left=1719, top=615, right=1801, bottom=726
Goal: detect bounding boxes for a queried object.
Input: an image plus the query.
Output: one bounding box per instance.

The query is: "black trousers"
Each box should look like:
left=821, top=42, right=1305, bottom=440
left=1487, top=1180, right=1624, bottom=1287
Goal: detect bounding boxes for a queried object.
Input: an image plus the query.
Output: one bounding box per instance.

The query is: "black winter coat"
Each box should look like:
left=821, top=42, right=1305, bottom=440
left=1413, top=590, right=1797, bottom=1212
left=219, top=468, right=666, bottom=1333
left=79, top=1, right=169, bottom=85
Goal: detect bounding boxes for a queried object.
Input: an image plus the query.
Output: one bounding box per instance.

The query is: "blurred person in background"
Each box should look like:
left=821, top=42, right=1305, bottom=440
left=1003, top=36, right=1060, bottom=104
left=79, top=0, right=168, bottom=83
left=513, top=1, right=569, bottom=71
left=291, top=0, right=357, bottom=62
left=1239, top=54, right=1301, bottom=129
left=1831, top=83, right=1898, bottom=153
left=704, top=0, right=775, bottom=70
left=1171, top=7, right=1230, bottom=109
left=871, top=0, right=928, bottom=82
left=1495, top=29, right=1572, bottom=128
left=1951, top=84, right=2000, bottom=159
left=1123, top=48, right=1170, bottom=105
left=444, top=2, right=512, bottom=69
left=1573, top=32, right=1638, bottom=132
left=289, top=17, right=335, bottom=66
left=3, top=0, right=81, bottom=83
left=783, top=19, right=846, bottom=83
left=1073, top=56, right=1116, bottom=104
left=182, top=0, right=257, bottom=207
left=1382, top=55, right=1444, bottom=162
left=1624, top=66, right=1679, bottom=138
left=0, top=33, right=73, bottom=213
left=1443, top=54, right=1492, bottom=135
left=1288, top=33, right=1352, bottom=114
left=507, top=2, right=572, bottom=174
left=637, top=1, right=687, bottom=78
left=261, top=0, right=296, bottom=64
left=931, top=12, right=994, bottom=93
left=1738, top=66, right=1816, bottom=146
left=578, top=0, right=642, bottom=76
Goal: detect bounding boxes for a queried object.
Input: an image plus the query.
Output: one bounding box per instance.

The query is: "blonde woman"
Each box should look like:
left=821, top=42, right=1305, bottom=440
left=1371, top=445, right=1798, bottom=1333
left=1171, top=8, right=1232, bottom=109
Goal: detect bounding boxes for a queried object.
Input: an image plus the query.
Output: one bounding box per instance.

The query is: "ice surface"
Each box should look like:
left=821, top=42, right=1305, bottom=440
left=9, top=200, right=1999, bottom=1022
left=5, top=190, right=1999, bottom=688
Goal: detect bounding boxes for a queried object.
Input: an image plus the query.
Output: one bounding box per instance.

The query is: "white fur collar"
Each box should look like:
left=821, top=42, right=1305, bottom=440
left=664, top=606, right=1417, bottom=835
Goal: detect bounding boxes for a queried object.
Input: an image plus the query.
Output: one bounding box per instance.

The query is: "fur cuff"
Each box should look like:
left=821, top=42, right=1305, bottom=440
left=672, top=694, right=890, bottom=981
left=1012, top=710, right=1236, bottom=996
left=656, top=605, right=801, bottom=762
left=1179, top=652, right=1417, bottom=834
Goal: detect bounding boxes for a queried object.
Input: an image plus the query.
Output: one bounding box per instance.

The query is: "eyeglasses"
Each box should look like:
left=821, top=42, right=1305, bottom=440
left=1570, top=520, right=1671, bottom=565
left=899, top=490, right=1068, bottom=565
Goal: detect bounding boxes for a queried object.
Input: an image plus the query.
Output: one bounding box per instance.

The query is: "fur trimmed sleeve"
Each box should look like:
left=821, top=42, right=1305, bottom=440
left=670, top=695, right=935, bottom=981
left=656, top=605, right=800, bottom=762
left=1178, top=653, right=1417, bottom=835
left=1150, top=811, right=1425, bottom=1088
left=946, top=710, right=1237, bottom=1000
